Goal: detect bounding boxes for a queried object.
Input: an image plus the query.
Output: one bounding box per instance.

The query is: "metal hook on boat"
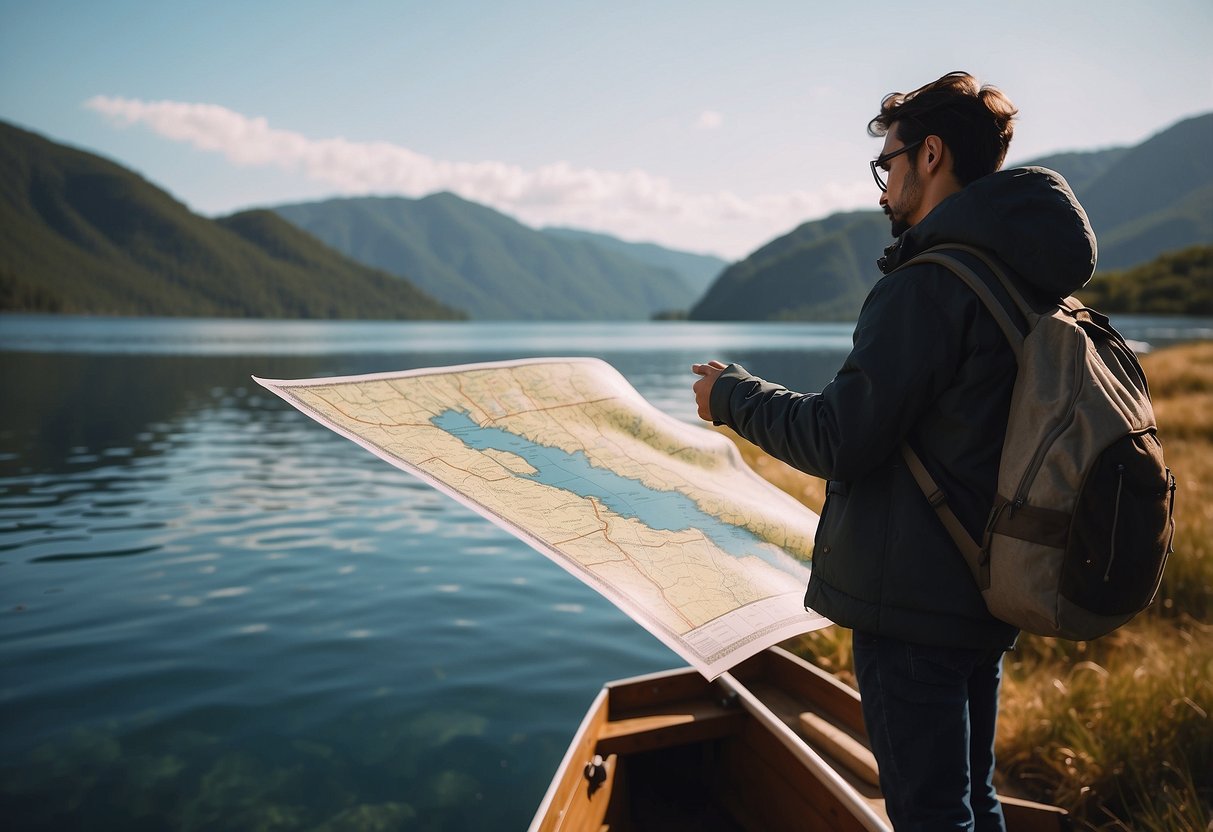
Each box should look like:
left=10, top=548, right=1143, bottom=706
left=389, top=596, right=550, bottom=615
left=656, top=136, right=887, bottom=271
left=583, top=754, right=607, bottom=793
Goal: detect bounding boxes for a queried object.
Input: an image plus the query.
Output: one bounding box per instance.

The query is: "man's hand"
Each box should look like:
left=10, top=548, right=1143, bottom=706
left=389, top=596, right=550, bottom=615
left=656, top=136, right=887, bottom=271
left=691, top=361, right=727, bottom=422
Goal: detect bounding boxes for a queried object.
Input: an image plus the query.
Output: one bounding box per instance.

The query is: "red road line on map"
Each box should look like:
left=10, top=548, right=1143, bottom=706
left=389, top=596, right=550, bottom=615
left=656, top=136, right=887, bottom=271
left=423, top=457, right=510, bottom=482
left=507, top=368, right=542, bottom=414
left=309, top=374, right=620, bottom=439
left=310, top=390, right=434, bottom=428
left=480, top=396, right=616, bottom=425
left=583, top=498, right=696, bottom=630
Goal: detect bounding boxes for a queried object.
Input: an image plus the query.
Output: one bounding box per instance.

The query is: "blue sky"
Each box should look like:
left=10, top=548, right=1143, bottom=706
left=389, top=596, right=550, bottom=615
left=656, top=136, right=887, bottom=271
left=2, top=0, right=1211, bottom=258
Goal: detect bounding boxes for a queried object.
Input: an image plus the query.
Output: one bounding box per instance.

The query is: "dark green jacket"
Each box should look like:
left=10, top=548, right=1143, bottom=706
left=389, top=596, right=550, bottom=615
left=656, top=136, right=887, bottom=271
left=709, top=167, right=1097, bottom=649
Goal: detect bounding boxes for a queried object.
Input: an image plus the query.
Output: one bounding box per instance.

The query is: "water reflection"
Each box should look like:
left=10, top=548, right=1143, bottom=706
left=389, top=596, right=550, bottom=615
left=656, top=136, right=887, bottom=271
left=0, top=316, right=858, bottom=357
left=1, top=344, right=843, bottom=479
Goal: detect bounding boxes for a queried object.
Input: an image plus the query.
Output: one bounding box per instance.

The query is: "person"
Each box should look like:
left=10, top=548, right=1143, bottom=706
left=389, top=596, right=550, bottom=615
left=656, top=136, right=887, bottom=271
left=692, top=71, right=1097, bottom=831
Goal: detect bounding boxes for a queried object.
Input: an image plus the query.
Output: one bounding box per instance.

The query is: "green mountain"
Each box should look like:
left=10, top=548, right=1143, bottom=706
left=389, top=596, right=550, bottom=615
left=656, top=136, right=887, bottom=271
left=1075, top=245, right=1213, bottom=315
left=1078, top=114, right=1213, bottom=269
left=690, top=211, right=889, bottom=321
left=0, top=121, right=461, bottom=319
left=1017, top=147, right=1129, bottom=196
left=271, top=194, right=695, bottom=320
left=540, top=226, right=727, bottom=301
left=690, top=112, right=1213, bottom=321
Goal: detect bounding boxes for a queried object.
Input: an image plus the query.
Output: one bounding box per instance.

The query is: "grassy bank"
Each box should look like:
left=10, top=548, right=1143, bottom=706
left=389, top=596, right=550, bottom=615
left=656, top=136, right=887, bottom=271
left=725, top=340, right=1213, bottom=831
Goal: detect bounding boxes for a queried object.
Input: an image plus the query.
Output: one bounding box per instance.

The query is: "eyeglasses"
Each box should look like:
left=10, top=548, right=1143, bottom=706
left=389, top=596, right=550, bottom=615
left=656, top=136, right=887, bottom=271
left=870, top=139, right=924, bottom=192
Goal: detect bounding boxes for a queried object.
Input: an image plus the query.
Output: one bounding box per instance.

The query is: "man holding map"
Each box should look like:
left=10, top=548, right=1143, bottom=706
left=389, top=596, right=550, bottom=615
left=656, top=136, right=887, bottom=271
left=692, top=72, right=1098, bottom=831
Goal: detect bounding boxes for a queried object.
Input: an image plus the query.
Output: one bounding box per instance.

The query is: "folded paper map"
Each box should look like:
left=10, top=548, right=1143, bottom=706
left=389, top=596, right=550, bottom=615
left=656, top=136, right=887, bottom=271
left=254, top=357, right=830, bottom=678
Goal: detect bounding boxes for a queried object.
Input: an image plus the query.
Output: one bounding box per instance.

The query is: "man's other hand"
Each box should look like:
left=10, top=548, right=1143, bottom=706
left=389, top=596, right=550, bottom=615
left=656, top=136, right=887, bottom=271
left=691, top=361, right=727, bottom=422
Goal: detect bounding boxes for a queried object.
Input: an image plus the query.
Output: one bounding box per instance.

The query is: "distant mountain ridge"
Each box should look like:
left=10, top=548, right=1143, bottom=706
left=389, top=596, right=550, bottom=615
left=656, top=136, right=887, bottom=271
left=691, top=112, right=1213, bottom=321
left=691, top=211, right=890, bottom=322
left=540, top=226, right=726, bottom=299
left=271, top=194, right=698, bottom=320
left=5, top=109, right=1208, bottom=323
left=0, top=121, right=461, bottom=319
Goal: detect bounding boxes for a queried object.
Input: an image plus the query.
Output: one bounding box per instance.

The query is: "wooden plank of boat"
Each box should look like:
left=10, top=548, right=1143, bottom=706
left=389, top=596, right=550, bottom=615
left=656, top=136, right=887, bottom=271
left=530, top=645, right=1070, bottom=832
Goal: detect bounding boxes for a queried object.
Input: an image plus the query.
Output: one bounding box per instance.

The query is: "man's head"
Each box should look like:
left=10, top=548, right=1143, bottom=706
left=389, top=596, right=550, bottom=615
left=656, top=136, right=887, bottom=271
left=869, top=72, right=1017, bottom=236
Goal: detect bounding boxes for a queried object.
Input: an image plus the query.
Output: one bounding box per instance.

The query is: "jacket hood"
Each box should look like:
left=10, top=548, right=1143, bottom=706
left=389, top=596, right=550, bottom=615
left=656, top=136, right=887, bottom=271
left=879, top=166, right=1097, bottom=297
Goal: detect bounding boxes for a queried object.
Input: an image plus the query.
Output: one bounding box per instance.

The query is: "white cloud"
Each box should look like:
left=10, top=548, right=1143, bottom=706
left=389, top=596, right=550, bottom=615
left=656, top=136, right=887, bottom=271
left=696, top=109, right=724, bottom=130
left=84, top=95, right=871, bottom=258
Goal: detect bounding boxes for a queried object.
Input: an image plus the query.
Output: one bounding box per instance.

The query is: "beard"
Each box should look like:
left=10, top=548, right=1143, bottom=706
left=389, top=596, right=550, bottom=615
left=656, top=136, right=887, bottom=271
left=884, top=165, right=922, bottom=238
left=885, top=205, right=911, bottom=238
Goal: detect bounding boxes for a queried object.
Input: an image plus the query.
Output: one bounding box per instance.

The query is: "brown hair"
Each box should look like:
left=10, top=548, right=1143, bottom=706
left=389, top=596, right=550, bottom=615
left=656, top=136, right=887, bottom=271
left=868, top=71, right=1017, bottom=186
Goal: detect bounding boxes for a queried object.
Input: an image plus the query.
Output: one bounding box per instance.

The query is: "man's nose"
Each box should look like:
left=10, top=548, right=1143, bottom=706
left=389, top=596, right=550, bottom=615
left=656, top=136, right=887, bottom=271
left=878, top=191, right=889, bottom=209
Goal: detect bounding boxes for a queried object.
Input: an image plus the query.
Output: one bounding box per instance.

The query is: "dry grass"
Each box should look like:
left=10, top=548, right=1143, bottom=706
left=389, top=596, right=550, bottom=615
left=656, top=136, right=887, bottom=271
left=720, top=340, right=1213, bottom=831
left=998, top=617, right=1213, bottom=830
left=1148, top=342, right=1213, bottom=625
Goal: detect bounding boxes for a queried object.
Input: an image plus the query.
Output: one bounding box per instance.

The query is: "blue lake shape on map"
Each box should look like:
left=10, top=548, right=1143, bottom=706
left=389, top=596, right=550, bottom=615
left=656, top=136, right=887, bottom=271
left=431, top=409, right=811, bottom=580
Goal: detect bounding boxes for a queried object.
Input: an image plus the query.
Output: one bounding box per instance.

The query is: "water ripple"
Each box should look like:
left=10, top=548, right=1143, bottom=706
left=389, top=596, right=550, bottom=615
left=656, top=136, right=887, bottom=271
left=30, top=545, right=163, bottom=563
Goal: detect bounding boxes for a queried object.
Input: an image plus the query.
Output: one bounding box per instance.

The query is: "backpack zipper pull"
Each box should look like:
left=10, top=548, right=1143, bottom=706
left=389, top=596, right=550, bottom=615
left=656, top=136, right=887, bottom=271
left=1167, top=470, right=1177, bottom=555
left=1103, top=464, right=1126, bottom=582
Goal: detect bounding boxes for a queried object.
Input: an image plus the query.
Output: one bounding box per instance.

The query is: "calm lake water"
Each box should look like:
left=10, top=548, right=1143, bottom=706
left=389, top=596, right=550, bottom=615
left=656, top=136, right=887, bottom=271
left=2, top=314, right=1210, bottom=831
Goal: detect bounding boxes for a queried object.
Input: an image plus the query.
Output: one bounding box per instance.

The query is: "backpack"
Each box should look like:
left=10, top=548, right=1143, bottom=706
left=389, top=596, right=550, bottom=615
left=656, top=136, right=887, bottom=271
left=897, top=244, right=1176, bottom=640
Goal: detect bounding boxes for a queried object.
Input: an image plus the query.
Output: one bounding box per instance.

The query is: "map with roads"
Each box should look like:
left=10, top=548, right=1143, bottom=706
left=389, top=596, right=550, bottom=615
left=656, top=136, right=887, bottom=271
left=255, top=357, right=830, bottom=678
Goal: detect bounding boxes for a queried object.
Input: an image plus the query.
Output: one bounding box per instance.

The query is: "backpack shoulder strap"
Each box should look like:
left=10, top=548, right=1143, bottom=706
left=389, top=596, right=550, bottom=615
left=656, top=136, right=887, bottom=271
left=896, top=245, right=1028, bottom=364
left=892, top=245, right=1022, bottom=587
left=931, top=243, right=1038, bottom=320
left=900, top=444, right=987, bottom=586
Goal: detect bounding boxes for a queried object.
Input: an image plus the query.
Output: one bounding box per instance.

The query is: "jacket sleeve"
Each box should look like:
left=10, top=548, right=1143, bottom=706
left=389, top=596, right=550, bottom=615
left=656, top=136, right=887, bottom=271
left=709, top=267, right=966, bottom=483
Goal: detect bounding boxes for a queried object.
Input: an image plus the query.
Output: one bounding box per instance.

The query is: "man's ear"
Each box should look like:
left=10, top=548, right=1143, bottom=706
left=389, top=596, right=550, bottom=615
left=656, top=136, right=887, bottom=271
left=923, top=135, right=946, bottom=174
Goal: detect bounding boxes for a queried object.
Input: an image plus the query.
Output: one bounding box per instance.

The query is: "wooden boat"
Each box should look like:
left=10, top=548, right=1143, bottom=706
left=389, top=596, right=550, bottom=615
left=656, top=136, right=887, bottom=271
left=530, top=645, right=1069, bottom=831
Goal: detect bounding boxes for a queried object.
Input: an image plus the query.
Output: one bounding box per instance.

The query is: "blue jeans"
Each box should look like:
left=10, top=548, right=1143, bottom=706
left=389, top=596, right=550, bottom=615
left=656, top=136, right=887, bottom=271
left=851, top=631, right=1007, bottom=832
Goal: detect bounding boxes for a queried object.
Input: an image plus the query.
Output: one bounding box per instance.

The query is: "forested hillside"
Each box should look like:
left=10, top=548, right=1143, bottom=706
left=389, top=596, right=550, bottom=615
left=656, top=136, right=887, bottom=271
left=272, top=194, right=695, bottom=320
left=690, top=113, right=1213, bottom=321
left=0, top=121, right=462, bottom=319
left=1076, top=245, right=1213, bottom=315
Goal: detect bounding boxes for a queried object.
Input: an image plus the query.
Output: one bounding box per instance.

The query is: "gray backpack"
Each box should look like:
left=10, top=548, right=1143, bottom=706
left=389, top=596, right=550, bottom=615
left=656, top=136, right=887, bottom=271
left=899, top=245, right=1176, bottom=640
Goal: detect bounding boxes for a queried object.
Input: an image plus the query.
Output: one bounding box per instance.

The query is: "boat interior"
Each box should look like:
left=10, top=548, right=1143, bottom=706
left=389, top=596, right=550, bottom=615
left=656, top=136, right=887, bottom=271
left=531, top=646, right=1069, bottom=832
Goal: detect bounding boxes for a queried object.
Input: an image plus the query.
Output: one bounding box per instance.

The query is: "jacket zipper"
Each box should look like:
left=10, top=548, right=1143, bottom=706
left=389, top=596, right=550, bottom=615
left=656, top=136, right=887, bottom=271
left=1010, top=335, right=1086, bottom=516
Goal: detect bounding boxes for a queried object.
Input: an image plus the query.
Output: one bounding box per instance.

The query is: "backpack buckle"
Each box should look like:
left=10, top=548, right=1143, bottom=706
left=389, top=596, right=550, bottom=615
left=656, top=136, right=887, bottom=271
left=927, top=489, right=948, bottom=509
